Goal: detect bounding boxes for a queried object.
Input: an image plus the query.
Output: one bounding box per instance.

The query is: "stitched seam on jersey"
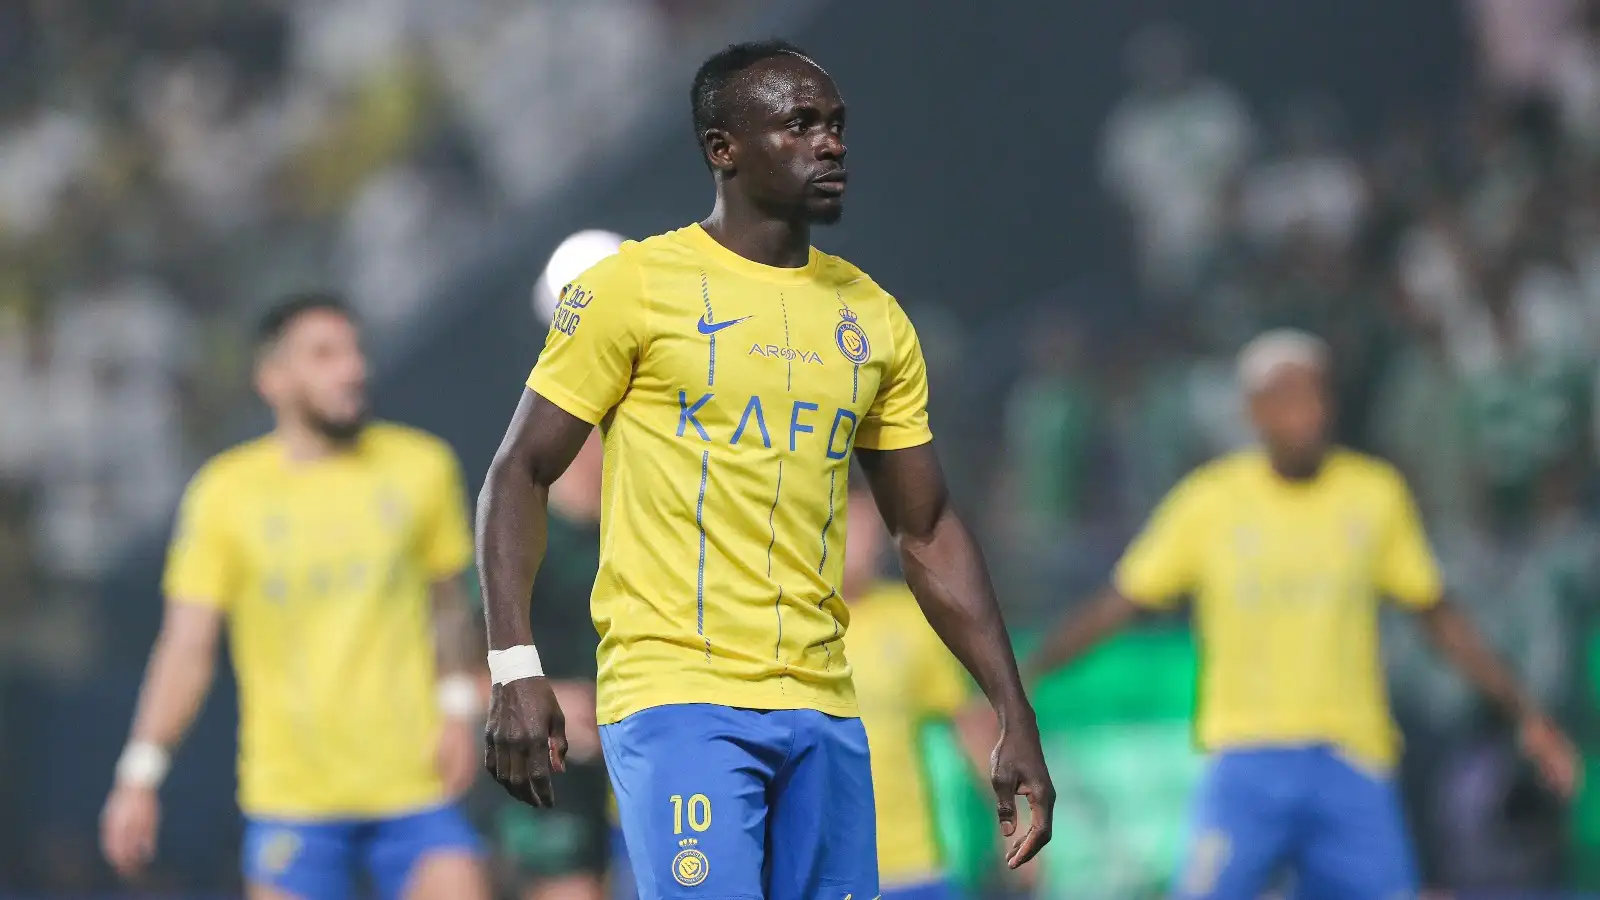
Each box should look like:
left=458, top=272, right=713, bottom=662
left=766, top=460, right=784, bottom=577
left=780, top=292, right=792, bottom=392
left=818, top=587, right=838, bottom=668
left=700, top=270, right=715, bottom=386
left=696, top=450, right=711, bottom=660
left=838, top=289, right=859, bottom=403
left=818, top=467, right=835, bottom=574
left=768, top=460, right=785, bottom=666
left=774, top=585, right=785, bottom=665
left=632, top=248, right=655, bottom=360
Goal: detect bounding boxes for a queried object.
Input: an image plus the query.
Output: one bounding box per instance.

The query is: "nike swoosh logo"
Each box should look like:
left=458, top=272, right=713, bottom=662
left=697, top=315, right=752, bottom=335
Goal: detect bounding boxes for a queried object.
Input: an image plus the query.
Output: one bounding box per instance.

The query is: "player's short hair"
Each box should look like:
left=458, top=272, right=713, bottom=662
left=255, top=292, right=354, bottom=353
left=1237, top=329, right=1329, bottom=394
left=690, top=38, right=816, bottom=167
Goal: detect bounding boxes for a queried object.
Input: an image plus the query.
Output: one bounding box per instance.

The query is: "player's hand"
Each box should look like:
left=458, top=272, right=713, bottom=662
left=484, top=676, right=567, bottom=807
left=1519, top=711, right=1581, bottom=798
left=549, top=680, right=600, bottom=763
left=101, top=783, right=160, bottom=880
left=437, top=717, right=480, bottom=798
left=989, top=713, right=1055, bottom=868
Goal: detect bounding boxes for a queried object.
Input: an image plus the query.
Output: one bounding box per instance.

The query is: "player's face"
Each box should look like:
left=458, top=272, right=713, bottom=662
left=726, top=57, right=848, bottom=224
left=262, top=310, right=369, bottom=442
left=1248, top=363, right=1330, bottom=474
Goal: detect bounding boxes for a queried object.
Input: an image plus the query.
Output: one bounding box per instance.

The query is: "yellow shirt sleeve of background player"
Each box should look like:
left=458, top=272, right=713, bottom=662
left=855, top=297, right=933, bottom=451
left=163, top=463, right=239, bottom=608
left=526, top=251, right=647, bottom=425
left=1375, top=472, right=1444, bottom=609
left=1113, top=474, right=1207, bottom=609
left=420, top=444, right=474, bottom=580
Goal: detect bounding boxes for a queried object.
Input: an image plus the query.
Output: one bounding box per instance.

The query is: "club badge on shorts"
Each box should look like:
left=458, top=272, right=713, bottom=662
left=673, top=838, right=709, bottom=887
left=258, top=829, right=303, bottom=876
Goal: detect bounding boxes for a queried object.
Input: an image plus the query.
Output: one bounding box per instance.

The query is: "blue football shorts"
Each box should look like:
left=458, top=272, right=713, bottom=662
left=600, top=703, right=878, bottom=900
left=242, top=802, right=482, bottom=900
left=1173, top=745, right=1417, bottom=900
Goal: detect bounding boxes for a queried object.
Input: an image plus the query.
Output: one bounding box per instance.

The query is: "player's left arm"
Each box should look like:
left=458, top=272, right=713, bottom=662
left=423, top=445, right=489, bottom=795
left=855, top=296, right=1052, bottom=866
left=1380, top=473, right=1580, bottom=797
left=1414, top=601, right=1578, bottom=796
left=857, top=443, right=1053, bottom=867
left=914, top=616, right=1001, bottom=782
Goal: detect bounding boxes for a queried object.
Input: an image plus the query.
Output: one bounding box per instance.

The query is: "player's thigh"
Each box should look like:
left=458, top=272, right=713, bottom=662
left=243, top=818, right=357, bottom=900
left=766, top=711, right=877, bottom=900
left=1173, top=750, right=1299, bottom=900
left=402, top=852, right=491, bottom=900
left=600, top=705, right=778, bottom=900
left=364, top=804, right=488, bottom=900
left=1294, top=752, right=1417, bottom=900
left=247, top=883, right=311, bottom=900
left=521, top=873, right=606, bottom=900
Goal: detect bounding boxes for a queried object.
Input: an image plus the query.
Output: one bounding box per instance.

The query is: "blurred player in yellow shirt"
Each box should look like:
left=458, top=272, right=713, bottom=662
left=1027, top=330, right=1578, bottom=900
left=100, top=295, right=490, bottom=900
left=841, top=485, right=995, bottom=900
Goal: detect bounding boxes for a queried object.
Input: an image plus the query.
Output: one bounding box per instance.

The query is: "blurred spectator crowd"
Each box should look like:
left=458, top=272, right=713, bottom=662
left=980, top=2, right=1600, bottom=889
left=0, top=0, right=744, bottom=680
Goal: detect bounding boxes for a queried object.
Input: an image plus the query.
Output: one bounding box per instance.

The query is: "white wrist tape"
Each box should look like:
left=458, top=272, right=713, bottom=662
left=437, top=673, right=482, bottom=719
left=487, top=645, right=544, bottom=685
left=116, top=741, right=171, bottom=789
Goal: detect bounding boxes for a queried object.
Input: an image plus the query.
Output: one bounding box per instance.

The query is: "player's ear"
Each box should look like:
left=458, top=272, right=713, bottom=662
left=703, top=127, right=736, bottom=175
left=253, top=348, right=284, bottom=406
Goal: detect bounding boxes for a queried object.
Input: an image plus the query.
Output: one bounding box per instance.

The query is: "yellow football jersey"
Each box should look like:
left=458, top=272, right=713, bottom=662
left=844, top=582, right=969, bottom=887
left=1114, top=449, right=1442, bottom=769
left=527, top=224, right=933, bottom=725
left=164, top=423, right=473, bottom=817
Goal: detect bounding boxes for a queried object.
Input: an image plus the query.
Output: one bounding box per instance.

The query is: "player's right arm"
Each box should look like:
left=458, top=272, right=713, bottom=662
left=1024, top=474, right=1205, bottom=682
left=478, top=252, right=643, bottom=808
left=102, top=467, right=234, bottom=879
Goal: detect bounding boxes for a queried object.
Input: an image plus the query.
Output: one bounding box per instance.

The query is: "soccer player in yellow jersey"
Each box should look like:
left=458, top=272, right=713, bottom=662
left=1027, top=329, right=1579, bottom=900
left=100, top=295, right=491, bottom=900
left=841, top=486, right=996, bottom=900
left=476, top=40, right=1054, bottom=900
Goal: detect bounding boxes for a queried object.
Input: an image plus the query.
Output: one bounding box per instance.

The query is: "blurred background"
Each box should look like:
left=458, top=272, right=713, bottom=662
left=4, top=0, right=1600, bottom=897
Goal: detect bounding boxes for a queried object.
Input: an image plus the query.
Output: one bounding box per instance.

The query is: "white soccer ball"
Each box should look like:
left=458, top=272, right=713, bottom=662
left=534, top=229, right=627, bottom=325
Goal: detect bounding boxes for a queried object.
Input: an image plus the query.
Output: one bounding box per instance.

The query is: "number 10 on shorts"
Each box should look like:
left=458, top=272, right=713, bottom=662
left=671, top=794, right=712, bottom=834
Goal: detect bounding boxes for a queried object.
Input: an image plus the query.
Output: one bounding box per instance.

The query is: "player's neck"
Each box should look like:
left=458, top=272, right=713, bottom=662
left=1268, top=451, right=1326, bottom=483
left=701, top=197, right=811, bottom=269
left=275, top=421, right=355, bottom=464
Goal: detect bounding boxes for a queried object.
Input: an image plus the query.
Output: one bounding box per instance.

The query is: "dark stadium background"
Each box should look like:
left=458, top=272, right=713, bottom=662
left=11, top=0, right=1600, bottom=896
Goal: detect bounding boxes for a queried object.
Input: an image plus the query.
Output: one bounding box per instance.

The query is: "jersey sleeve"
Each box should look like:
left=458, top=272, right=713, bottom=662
left=420, top=442, right=474, bottom=580
left=856, top=297, right=933, bottom=450
left=1375, top=471, right=1444, bottom=609
left=162, top=464, right=239, bottom=609
left=525, top=251, right=647, bottom=425
left=1112, top=475, right=1207, bottom=609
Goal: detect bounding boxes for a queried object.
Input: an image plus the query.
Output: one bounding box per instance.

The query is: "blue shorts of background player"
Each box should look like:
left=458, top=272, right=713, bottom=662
left=242, top=803, right=483, bottom=900
left=1174, top=745, right=1418, bottom=900
left=600, top=704, right=879, bottom=900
